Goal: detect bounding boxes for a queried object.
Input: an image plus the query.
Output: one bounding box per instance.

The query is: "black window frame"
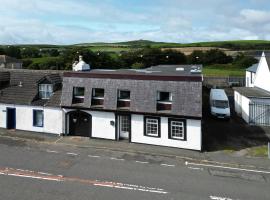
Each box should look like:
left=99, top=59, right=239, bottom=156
left=33, top=110, right=44, bottom=127
left=143, top=116, right=161, bottom=138
left=168, top=118, right=186, bottom=141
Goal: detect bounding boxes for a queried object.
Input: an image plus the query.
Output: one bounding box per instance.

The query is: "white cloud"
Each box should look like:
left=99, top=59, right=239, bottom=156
left=0, top=0, right=270, bottom=44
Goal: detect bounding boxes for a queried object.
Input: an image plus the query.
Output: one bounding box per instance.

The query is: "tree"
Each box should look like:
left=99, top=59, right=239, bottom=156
left=5, top=46, right=21, bottom=58
left=233, top=53, right=258, bottom=68
left=21, top=47, right=41, bottom=58
left=187, top=50, right=205, bottom=64
left=204, top=49, right=233, bottom=65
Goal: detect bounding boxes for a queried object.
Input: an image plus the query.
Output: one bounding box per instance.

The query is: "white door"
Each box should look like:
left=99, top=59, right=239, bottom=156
left=118, top=115, right=130, bottom=139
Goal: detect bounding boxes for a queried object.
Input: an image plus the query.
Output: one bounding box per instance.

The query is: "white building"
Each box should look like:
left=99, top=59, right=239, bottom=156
left=0, top=70, right=64, bottom=135
left=61, top=65, right=203, bottom=150
left=0, top=64, right=203, bottom=151
left=234, top=52, right=270, bottom=125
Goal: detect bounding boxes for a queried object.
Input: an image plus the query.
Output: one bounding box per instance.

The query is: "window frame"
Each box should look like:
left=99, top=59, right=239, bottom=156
left=33, top=109, right=44, bottom=128
left=157, top=91, right=172, bottom=103
left=92, top=88, right=105, bottom=99
left=144, top=116, right=161, bottom=138
left=118, top=90, right=131, bottom=101
left=39, top=84, right=53, bottom=99
left=73, top=87, right=85, bottom=98
left=168, top=118, right=186, bottom=141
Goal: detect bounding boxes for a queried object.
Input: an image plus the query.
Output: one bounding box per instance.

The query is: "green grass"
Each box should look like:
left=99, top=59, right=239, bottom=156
left=248, top=146, right=268, bottom=157
left=203, top=64, right=245, bottom=77
left=87, top=46, right=131, bottom=52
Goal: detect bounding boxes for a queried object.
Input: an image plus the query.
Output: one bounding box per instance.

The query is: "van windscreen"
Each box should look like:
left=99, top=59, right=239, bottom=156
left=213, top=100, right=229, bottom=109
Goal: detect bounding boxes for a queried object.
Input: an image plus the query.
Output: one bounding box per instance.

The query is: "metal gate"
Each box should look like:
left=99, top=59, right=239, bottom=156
left=249, top=103, right=270, bottom=126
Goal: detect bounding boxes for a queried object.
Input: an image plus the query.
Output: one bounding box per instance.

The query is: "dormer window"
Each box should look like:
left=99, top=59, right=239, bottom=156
left=39, top=84, right=53, bottom=99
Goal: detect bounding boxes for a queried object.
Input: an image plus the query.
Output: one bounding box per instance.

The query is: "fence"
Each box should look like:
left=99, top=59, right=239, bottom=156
left=249, top=103, right=270, bottom=126
left=203, top=76, right=245, bottom=88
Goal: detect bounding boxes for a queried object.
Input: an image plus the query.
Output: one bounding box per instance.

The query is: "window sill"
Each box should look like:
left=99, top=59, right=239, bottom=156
left=144, top=134, right=160, bottom=138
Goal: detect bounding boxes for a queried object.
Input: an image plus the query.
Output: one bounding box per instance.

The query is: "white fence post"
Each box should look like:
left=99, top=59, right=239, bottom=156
left=268, top=142, right=270, bottom=159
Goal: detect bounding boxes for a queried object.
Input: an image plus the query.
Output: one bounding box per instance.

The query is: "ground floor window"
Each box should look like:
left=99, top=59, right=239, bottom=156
left=168, top=118, right=186, bottom=140
left=33, top=110, right=44, bottom=127
left=144, top=116, right=160, bottom=137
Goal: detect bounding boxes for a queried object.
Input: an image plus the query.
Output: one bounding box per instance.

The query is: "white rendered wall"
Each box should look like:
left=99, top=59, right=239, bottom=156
left=240, top=95, right=250, bottom=123
left=0, top=104, right=63, bottom=135
left=245, top=71, right=255, bottom=87
left=254, top=54, right=270, bottom=92
left=63, top=109, right=116, bottom=140
left=234, top=91, right=241, bottom=115
left=131, top=115, right=202, bottom=151
left=90, top=111, right=115, bottom=140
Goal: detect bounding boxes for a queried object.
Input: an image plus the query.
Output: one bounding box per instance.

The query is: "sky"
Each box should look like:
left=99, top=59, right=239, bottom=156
left=0, top=0, right=270, bottom=44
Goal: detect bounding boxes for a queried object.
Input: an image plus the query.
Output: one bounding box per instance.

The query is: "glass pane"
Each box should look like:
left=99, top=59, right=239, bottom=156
left=158, top=92, right=171, bottom=101
left=74, top=87, right=85, bottom=97
left=93, top=88, right=104, bottom=97
left=119, top=90, right=130, bottom=99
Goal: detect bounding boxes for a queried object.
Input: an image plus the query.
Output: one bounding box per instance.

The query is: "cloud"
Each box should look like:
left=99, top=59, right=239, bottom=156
left=0, top=0, right=269, bottom=44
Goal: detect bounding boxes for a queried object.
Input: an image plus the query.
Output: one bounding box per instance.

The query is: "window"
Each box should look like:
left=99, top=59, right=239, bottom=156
left=73, top=87, right=85, bottom=103
left=39, top=84, right=53, bottom=99
left=118, top=90, right=130, bottom=100
left=212, top=100, right=229, bottom=109
left=91, top=88, right=104, bottom=107
left=92, top=88, right=104, bottom=99
left=169, top=119, right=186, bottom=140
left=157, top=91, right=172, bottom=111
left=157, top=91, right=172, bottom=102
left=251, top=73, right=254, bottom=84
left=144, top=116, right=160, bottom=137
left=33, top=110, right=44, bottom=127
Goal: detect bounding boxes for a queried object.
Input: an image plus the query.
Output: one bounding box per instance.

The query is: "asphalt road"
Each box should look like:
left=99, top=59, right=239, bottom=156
left=0, top=137, right=269, bottom=200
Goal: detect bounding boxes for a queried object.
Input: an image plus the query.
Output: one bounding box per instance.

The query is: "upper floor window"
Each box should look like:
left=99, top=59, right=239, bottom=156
left=118, top=90, right=130, bottom=100
left=92, top=88, right=104, bottom=99
left=91, top=88, right=104, bottom=107
left=39, top=84, right=53, bottom=99
left=73, top=87, right=85, bottom=103
left=157, top=91, right=172, bottom=111
left=157, top=91, right=172, bottom=102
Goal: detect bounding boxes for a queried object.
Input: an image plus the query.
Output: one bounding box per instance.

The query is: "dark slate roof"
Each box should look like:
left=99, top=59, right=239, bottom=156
left=61, top=68, right=202, bottom=118
left=0, top=55, right=22, bottom=63
left=64, top=65, right=202, bottom=81
left=234, top=87, right=270, bottom=98
left=0, top=69, right=63, bottom=107
left=37, top=74, right=62, bottom=84
left=246, top=64, right=258, bottom=73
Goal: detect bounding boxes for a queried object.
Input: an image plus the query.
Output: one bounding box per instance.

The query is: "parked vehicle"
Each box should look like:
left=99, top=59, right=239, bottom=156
left=210, top=89, right=230, bottom=119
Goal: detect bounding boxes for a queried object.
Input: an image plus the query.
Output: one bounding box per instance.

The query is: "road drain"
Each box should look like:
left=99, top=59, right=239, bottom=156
left=208, top=169, right=266, bottom=182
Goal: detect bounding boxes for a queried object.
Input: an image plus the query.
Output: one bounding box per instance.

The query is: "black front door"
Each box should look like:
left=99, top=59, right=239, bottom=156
left=7, top=108, right=16, bottom=129
left=68, top=111, right=91, bottom=137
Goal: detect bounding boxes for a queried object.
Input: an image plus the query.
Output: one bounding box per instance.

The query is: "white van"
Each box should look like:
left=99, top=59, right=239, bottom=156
left=209, top=89, right=230, bottom=119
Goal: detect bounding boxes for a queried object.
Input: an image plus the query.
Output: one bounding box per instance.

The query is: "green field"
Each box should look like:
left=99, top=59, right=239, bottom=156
left=87, top=46, right=131, bottom=52
left=203, top=64, right=245, bottom=77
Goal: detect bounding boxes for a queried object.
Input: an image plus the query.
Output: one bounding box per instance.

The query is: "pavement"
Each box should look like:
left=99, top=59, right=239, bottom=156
left=0, top=128, right=270, bottom=172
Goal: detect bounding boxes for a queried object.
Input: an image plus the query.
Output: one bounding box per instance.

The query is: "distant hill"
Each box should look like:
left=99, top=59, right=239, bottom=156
left=74, top=39, right=270, bottom=50
left=2, top=40, right=270, bottom=51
